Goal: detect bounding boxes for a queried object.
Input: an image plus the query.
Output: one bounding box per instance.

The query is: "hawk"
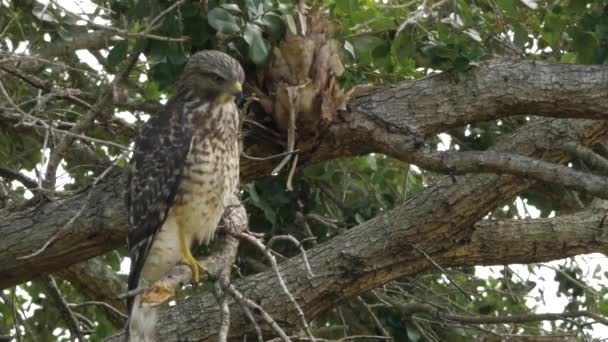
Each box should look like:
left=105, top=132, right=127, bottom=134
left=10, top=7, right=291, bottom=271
left=126, top=50, right=244, bottom=341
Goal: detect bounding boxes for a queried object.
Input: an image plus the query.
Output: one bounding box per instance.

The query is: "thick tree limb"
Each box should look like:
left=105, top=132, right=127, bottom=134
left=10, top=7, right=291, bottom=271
left=105, top=205, right=608, bottom=341
left=0, top=166, right=37, bottom=189
left=0, top=171, right=126, bottom=288
left=3, top=60, right=608, bottom=289
left=407, top=149, right=608, bottom=199
left=101, top=116, right=608, bottom=341
left=394, top=303, right=608, bottom=326
left=244, top=59, right=608, bottom=180
left=58, top=257, right=128, bottom=328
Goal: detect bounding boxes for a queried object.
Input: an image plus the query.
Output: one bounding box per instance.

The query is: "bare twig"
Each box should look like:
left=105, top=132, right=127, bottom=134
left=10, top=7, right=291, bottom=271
left=44, top=276, right=85, bottom=341
left=272, top=87, right=298, bottom=175
left=232, top=292, right=264, bottom=342
left=0, top=167, right=37, bottom=189
left=356, top=297, right=391, bottom=338
left=395, top=302, right=608, bottom=326
left=267, top=234, right=314, bottom=278
left=240, top=232, right=316, bottom=341
left=69, top=301, right=128, bottom=319
left=408, top=149, right=608, bottom=200
left=287, top=154, right=299, bottom=191
left=267, top=336, right=393, bottom=342
left=18, top=149, right=129, bottom=259
left=50, top=0, right=188, bottom=43
left=241, top=149, right=300, bottom=161
left=43, top=50, right=140, bottom=191
left=147, top=0, right=187, bottom=31
left=408, top=244, right=472, bottom=301
left=559, top=142, right=608, bottom=175
left=213, top=283, right=230, bottom=342
left=225, top=284, right=291, bottom=342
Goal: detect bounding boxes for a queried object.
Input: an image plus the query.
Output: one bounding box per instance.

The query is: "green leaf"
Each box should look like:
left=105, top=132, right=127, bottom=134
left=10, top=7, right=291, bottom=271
left=351, top=36, right=384, bottom=54
left=220, top=3, right=242, bottom=14
left=261, top=12, right=285, bottom=41
left=513, top=23, right=528, bottom=49
left=208, top=7, right=241, bottom=34
left=572, top=31, right=598, bottom=64
left=560, top=52, right=576, bottom=63
left=335, top=0, right=358, bottom=14
left=392, top=32, right=416, bottom=62
left=107, top=40, right=129, bottom=68
left=134, top=0, right=151, bottom=19
left=406, top=323, right=421, bottom=342
left=244, top=23, right=271, bottom=65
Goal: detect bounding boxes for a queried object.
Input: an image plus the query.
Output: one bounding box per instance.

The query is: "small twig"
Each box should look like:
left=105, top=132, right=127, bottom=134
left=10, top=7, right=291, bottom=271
left=241, top=149, right=300, bottom=161
left=240, top=232, right=316, bottom=341
left=267, top=336, right=393, bottom=342
left=540, top=264, right=602, bottom=298
left=267, top=234, right=314, bottom=278
left=356, top=297, right=391, bottom=338
left=0, top=166, right=37, bottom=189
left=18, top=150, right=129, bottom=259
left=226, top=284, right=291, bottom=342
left=287, top=154, right=299, bottom=191
left=232, top=291, right=264, bottom=342
left=43, top=50, right=140, bottom=192
left=69, top=301, right=128, bottom=319
left=213, top=282, right=230, bottom=342
left=409, top=244, right=472, bottom=301
left=147, top=0, right=187, bottom=31
left=243, top=118, right=282, bottom=138
left=272, top=87, right=298, bottom=175
left=559, top=142, right=608, bottom=175
left=10, top=289, right=21, bottom=342
left=50, top=0, right=188, bottom=43
left=44, top=276, right=85, bottom=341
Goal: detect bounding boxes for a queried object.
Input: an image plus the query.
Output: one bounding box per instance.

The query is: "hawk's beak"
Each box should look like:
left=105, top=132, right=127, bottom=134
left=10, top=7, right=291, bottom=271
left=233, top=82, right=244, bottom=104
left=218, top=82, right=243, bottom=104
left=232, top=82, right=242, bottom=95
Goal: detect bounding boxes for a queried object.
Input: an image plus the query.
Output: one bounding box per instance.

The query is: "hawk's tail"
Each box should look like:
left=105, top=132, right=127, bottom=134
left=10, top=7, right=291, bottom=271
left=127, top=295, right=159, bottom=342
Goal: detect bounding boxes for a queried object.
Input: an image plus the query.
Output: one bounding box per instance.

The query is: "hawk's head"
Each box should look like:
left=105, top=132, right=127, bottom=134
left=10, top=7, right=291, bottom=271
left=178, top=50, right=245, bottom=104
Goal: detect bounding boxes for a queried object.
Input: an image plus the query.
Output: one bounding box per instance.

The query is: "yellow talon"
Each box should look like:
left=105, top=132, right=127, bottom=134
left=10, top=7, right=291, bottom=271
left=178, top=222, right=207, bottom=284
left=181, top=250, right=206, bottom=283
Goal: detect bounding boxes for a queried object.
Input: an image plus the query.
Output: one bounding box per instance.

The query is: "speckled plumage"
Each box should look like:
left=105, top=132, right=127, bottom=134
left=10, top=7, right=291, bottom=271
left=126, top=50, right=244, bottom=342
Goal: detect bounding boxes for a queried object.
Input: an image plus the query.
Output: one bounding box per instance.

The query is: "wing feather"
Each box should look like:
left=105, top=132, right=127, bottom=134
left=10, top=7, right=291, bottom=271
left=126, top=94, right=194, bottom=313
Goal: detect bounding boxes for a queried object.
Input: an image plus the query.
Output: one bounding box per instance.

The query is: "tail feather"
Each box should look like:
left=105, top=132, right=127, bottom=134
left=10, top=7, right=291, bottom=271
left=127, top=295, right=159, bottom=342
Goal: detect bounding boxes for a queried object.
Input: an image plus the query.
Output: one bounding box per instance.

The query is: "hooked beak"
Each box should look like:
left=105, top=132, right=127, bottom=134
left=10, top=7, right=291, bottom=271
left=232, top=82, right=242, bottom=95
left=218, top=82, right=243, bottom=104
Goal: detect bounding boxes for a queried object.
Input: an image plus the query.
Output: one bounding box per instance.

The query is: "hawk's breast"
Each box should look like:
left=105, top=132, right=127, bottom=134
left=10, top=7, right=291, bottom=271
left=171, top=101, right=240, bottom=246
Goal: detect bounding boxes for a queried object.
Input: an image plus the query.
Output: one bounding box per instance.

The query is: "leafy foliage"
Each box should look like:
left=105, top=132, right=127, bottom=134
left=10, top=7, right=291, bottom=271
left=1, top=0, right=608, bottom=340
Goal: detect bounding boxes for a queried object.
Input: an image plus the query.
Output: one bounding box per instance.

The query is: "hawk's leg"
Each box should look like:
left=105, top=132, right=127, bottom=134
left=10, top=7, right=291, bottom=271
left=178, top=225, right=207, bottom=283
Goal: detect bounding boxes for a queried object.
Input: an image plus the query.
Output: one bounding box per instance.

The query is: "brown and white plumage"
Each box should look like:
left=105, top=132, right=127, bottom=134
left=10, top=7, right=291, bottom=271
left=126, top=50, right=244, bottom=341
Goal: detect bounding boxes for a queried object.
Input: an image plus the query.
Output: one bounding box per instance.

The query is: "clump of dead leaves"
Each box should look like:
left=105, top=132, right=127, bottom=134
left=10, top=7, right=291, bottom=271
left=249, top=4, right=347, bottom=143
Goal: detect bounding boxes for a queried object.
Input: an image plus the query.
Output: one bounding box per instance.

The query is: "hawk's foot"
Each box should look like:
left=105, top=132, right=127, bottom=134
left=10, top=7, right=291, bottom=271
left=181, top=252, right=207, bottom=284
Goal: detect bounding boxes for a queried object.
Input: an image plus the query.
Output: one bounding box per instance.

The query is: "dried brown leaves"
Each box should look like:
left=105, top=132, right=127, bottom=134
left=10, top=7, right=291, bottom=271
left=252, top=5, right=347, bottom=138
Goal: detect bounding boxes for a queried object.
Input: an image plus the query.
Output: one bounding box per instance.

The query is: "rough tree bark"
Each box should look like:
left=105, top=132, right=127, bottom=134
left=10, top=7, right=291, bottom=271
left=1, top=59, right=608, bottom=340
left=2, top=59, right=608, bottom=289
left=104, top=115, right=608, bottom=341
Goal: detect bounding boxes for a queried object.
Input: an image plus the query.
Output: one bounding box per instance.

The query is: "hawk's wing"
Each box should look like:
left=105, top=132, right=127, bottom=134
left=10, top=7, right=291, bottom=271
left=126, top=95, right=192, bottom=313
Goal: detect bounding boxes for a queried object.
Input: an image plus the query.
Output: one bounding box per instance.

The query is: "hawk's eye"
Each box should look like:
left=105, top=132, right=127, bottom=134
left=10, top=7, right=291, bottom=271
left=213, top=74, right=224, bottom=82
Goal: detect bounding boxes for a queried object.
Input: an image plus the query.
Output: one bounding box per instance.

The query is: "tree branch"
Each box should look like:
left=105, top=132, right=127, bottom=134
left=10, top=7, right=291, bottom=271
left=0, top=166, right=37, bottom=189
left=58, top=256, right=128, bottom=328
left=395, top=302, right=608, bottom=326
left=103, top=117, right=608, bottom=341
left=407, top=149, right=608, bottom=199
